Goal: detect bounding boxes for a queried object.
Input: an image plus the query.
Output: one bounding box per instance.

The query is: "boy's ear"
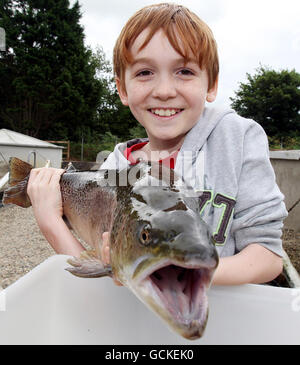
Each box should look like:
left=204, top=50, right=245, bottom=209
left=206, top=77, right=218, bottom=103
left=115, top=78, right=129, bottom=106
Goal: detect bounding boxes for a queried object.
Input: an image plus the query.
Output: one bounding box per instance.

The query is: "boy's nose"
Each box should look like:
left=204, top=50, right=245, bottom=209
left=152, top=75, right=177, bottom=100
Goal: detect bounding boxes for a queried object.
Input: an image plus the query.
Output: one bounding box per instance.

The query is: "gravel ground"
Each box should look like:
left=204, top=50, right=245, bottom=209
left=0, top=204, right=300, bottom=289
left=0, top=205, right=55, bottom=288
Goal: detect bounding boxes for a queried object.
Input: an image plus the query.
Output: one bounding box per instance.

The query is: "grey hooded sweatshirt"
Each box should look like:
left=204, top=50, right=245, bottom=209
left=100, top=106, right=288, bottom=258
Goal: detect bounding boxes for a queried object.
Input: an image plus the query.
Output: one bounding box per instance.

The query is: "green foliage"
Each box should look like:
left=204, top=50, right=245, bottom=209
left=70, top=142, right=99, bottom=161
left=0, top=0, right=144, bottom=149
left=268, top=134, right=300, bottom=150
left=0, top=0, right=102, bottom=140
left=98, top=131, right=120, bottom=151
left=93, top=52, right=138, bottom=140
left=129, top=124, right=148, bottom=139
left=230, top=66, right=300, bottom=138
left=70, top=132, right=120, bottom=161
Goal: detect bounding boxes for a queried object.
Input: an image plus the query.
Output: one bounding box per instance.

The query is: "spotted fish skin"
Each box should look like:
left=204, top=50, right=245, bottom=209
left=3, top=157, right=218, bottom=340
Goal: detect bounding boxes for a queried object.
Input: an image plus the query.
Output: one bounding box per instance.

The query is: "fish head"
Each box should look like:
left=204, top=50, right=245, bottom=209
left=110, top=166, right=218, bottom=340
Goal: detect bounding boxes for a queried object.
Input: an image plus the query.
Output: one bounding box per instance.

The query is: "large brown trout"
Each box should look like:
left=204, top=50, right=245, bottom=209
left=3, top=157, right=218, bottom=340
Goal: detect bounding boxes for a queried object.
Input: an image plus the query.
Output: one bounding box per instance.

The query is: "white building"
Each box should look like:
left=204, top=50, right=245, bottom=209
left=0, top=129, right=63, bottom=170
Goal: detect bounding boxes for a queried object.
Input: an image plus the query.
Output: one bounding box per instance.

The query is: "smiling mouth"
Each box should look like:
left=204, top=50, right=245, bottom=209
left=149, top=108, right=183, bottom=117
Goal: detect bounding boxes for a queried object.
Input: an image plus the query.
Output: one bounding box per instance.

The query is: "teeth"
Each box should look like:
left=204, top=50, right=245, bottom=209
left=151, top=109, right=180, bottom=117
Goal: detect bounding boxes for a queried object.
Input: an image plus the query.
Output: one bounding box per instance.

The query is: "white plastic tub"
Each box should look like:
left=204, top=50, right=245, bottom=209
left=0, top=255, right=300, bottom=345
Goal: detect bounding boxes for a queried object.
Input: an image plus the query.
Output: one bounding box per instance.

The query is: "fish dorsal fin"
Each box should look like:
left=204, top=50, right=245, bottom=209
left=65, top=249, right=112, bottom=278
left=65, top=162, right=77, bottom=172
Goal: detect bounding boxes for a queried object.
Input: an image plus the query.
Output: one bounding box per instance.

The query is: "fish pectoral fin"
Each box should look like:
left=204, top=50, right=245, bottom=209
left=65, top=250, right=112, bottom=278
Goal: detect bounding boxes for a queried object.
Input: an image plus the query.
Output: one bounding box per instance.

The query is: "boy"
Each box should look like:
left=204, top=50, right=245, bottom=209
left=27, top=3, right=287, bottom=285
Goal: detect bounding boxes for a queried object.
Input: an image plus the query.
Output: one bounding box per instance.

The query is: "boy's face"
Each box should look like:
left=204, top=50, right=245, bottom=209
left=116, top=28, right=218, bottom=148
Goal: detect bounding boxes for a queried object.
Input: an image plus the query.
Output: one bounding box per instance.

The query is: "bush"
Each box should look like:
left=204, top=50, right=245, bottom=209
left=69, top=132, right=121, bottom=161
left=268, top=134, right=300, bottom=150
left=70, top=142, right=100, bottom=161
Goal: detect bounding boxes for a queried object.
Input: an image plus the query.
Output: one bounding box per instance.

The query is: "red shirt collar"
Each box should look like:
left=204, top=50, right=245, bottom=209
left=124, top=142, right=178, bottom=169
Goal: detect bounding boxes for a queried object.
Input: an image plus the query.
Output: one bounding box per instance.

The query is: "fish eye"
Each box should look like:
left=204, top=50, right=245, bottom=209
left=139, top=224, right=152, bottom=246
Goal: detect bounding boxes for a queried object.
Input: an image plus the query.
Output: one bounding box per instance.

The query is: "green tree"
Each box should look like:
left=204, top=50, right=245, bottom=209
left=92, top=47, right=139, bottom=141
left=230, top=66, right=300, bottom=138
left=0, top=0, right=102, bottom=140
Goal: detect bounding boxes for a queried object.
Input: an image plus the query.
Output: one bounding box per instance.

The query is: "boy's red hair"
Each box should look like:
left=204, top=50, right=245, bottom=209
left=113, top=3, right=219, bottom=92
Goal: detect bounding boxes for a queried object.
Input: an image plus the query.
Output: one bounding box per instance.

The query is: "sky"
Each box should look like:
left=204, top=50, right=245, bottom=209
left=70, top=0, right=300, bottom=108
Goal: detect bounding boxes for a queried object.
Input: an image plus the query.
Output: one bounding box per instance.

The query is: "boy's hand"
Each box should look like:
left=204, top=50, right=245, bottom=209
left=26, top=167, right=86, bottom=256
left=102, top=231, right=123, bottom=286
left=27, top=167, right=65, bottom=223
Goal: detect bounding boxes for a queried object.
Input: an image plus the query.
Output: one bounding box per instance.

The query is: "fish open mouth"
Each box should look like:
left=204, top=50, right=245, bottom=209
left=138, top=261, right=213, bottom=339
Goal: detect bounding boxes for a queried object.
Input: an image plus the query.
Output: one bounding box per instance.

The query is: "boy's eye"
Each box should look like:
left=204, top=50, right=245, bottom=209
left=136, top=70, right=152, bottom=77
left=178, top=68, right=194, bottom=76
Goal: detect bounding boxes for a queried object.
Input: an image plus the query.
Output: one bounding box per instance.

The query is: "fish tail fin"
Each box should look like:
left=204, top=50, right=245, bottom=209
left=65, top=249, right=113, bottom=278
left=2, top=157, right=32, bottom=208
